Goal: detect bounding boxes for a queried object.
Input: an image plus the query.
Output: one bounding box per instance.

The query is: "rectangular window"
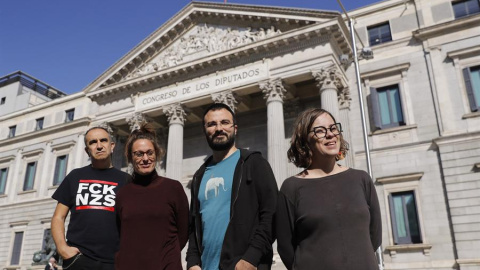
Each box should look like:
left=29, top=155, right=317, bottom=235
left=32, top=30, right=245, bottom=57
left=35, top=117, right=44, bottom=131
left=463, top=65, right=480, bottom=112
left=370, top=84, right=405, bottom=130
left=453, top=0, right=480, bottom=19
left=65, top=109, right=75, bottom=123
left=23, top=162, right=37, bottom=191
left=1, top=97, right=5, bottom=105
left=10, top=231, right=24, bottom=265
left=367, top=22, right=392, bottom=46
left=53, top=155, right=68, bottom=186
left=389, top=191, right=422, bottom=245
left=42, top=229, right=51, bottom=250
left=8, top=126, right=16, bottom=138
left=0, top=167, right=8, bottom=194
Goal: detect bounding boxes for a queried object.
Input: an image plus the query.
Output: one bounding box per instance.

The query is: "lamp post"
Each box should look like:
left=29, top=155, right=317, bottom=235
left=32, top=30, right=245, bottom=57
left=336, top=1, right=384, bottom=270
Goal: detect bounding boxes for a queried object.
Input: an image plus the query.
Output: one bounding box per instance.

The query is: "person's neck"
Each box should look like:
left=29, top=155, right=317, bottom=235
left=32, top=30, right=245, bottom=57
left=91, top=159, right=113, bottom=169
left=212, top=146, right=238, bottom=163
left=303, top=157, right=341, bottom=178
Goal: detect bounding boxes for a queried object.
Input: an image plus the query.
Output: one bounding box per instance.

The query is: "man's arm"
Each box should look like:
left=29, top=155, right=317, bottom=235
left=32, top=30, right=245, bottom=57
left=51, top=203, right=80, bottom=259
left=186, top=177, right=202, bottom=270
left=241, top=156, right=278, bottom=267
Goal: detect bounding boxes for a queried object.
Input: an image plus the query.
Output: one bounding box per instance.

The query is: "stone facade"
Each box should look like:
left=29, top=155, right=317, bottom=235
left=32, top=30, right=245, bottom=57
left=0, top=0, right=479, bottom=269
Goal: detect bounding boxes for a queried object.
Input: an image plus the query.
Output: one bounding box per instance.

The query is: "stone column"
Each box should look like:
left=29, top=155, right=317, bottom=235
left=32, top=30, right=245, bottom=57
left=211, top=90, right=238, bottom=112
left=312, top=66, right=344, bottom=120
left=163, top=104, right=186, bottom=180
left=75, top=133, right=86, bottom=168
left=259, top=78, right=288, bottom=185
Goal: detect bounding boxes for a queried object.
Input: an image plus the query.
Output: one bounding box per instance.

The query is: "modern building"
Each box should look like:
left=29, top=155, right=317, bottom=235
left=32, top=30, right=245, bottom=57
left=0, top=0, right=479, bottom=269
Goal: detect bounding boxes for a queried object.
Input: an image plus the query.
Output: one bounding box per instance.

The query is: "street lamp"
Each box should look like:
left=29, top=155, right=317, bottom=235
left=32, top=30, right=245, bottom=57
left=335, top=1, right=384, bottom=270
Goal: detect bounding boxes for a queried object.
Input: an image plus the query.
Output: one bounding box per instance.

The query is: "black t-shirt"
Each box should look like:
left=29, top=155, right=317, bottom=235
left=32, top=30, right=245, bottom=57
left=52, top=165, right=129, bottom=263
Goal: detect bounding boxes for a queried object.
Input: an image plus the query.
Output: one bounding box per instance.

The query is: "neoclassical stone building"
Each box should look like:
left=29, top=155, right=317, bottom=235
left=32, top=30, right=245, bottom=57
left=0, top=0, right=479, bottom=269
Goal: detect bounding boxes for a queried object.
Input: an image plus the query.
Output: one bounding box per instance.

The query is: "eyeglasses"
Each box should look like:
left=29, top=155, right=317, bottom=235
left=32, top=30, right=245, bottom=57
left=132, top=150, right=155, bottom=159
left=310, top=123, right=342, bottom=139
left=205, top=120, right=234, bottom=130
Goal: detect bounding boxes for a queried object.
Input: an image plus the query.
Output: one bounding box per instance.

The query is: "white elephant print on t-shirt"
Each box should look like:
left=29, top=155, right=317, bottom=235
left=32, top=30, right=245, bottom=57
left=205, top=177, right=227, bottom=200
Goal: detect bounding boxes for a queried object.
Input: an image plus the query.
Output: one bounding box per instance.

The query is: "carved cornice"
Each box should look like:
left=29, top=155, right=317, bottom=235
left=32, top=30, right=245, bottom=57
left=163, top=103, right=187, bottom=125
left=0, top=117, right=92, bottom=148
left=85, top=6, right=351, bottom=101
left=260, top=78, right=287, bottom=103
left=124, top=25, right=282, bottom=81
left=211, top=90, right=238, bottom=112
left=414, top=14, right=480, bottom=41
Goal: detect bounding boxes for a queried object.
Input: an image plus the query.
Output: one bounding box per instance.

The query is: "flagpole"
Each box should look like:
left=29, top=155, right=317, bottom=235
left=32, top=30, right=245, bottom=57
left=335, top=1, right=384, bottom=270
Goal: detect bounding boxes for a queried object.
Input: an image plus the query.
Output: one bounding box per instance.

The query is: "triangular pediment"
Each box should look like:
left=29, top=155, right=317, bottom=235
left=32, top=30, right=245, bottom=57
left=84, top=1, right=346, bottom=98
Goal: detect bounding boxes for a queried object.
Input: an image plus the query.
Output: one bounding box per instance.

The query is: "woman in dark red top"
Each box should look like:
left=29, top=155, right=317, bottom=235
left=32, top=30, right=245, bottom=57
left=276, top=108, right=382, bottom=270
left=115, top=124, right=189, bottom=270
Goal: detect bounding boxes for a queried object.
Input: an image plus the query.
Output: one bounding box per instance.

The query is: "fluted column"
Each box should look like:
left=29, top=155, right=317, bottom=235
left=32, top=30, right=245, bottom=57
left=163, top=104, right=186, bottom=180
left=211, top=90, right=238, bottom=112
left=259, top=78, right=288, bottom=185
left=312, top=66, right=345, bottom=120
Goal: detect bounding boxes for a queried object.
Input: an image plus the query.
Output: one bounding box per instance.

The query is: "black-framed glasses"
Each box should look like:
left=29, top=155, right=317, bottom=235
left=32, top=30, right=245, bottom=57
left=132, top=150, right=155, bottom=159
left=205, top=120, right=234, bottom=130
left=310, top=123, right=342, bottom=139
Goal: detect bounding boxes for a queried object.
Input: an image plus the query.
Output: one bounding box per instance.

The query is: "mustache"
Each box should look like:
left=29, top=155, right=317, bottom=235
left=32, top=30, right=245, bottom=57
left=213, top=131, right=228, bottom=138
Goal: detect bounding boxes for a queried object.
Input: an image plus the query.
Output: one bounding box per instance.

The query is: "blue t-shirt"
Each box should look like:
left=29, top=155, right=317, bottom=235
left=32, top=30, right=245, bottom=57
left=198, top=150, right=240, bottom=270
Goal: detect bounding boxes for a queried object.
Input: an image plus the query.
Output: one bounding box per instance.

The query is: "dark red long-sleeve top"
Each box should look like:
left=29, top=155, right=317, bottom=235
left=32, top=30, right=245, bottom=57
left=115, top=171, right=189, bottom=270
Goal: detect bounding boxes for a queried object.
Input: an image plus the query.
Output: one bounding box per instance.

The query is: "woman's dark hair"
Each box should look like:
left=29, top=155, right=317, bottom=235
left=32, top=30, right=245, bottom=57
left=124, top=123, right=165, bottom=165
left=287, top=108, right=349, bottom=168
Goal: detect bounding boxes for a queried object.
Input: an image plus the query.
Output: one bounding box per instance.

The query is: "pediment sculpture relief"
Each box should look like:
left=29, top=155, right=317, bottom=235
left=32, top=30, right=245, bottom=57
left=124, top=24, right=281, bottom=80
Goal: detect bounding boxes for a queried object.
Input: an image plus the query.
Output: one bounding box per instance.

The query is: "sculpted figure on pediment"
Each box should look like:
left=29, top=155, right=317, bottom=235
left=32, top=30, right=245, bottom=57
left=124, top=24, right=282, bottom=80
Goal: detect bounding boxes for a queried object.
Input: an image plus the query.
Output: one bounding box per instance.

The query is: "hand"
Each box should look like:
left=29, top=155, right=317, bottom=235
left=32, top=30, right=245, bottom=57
left=235, top=259, right=256, bottom=270
left=59, top=245, right=80, bottom=260
left=188, top=266, right=202, bottom=270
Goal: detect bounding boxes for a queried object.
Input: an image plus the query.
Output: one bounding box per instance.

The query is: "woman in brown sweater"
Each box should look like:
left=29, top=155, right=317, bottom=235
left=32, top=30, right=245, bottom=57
left=115, top=124, right=188, bottom=270
left=276, top=108, right=382, bottom=270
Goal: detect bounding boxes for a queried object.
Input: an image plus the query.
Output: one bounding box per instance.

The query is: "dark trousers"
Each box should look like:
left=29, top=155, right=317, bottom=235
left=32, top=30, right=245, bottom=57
left=62, top=254, right=114, bottom=270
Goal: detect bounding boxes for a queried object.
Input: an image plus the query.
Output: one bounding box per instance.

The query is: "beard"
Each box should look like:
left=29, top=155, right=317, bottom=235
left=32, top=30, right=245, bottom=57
left=207, top=131, right=236, bottom=151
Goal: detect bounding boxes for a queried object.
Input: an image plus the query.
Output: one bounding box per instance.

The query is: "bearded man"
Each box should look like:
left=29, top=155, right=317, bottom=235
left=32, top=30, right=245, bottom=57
left=186, top=103, right=278, bottom=270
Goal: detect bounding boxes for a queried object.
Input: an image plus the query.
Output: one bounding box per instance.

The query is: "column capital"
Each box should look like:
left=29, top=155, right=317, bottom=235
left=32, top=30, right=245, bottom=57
left=127, top=112, right=152, bottom=132
left=97, top=122, right=117, bottom=135
left=211, top=90, right=238, bottom=112
left=311, top=66, right=344, bottom=91
left=259, top=78, right=286, bottom=103
left=338, top=88, right=352, bottom=108
left=163, top=103, right=187, bottom=125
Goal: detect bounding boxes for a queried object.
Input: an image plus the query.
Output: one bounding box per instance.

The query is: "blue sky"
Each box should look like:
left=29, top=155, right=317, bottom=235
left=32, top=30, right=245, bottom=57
left=0, top=0, right=381, bottom=94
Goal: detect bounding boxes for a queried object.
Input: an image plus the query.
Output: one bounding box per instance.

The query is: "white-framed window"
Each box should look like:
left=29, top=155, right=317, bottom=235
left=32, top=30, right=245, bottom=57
left=8, top=125, right=16, bottom=138
left=377, top=173, right=431, bottom=257
left=0, top=167, right=8, bottom=195
left=1, top=97, right=5, bottom=105
left=367, top=22, right=392, bottom=46
left=23, top=161, right=37, bottom=191
left=362, top=63, right=414, bottom=132
left=463, top=65, right=480, bottom=112
left=35, top=117, right=44, bottom=131
left=448, top=46, right=480, bottom=117
left=65, top=109, right=75, bottom=123
left=10, top=231, right=24, bottom=265
left=452, top=0, right=480, bottom=19
left=389, top=190, right=422, bottom=244
left=53, top=155, right=68, bottom=186
left=370, top=84, right=405, bottom=129
left=8, top=221, right=28, bottom=267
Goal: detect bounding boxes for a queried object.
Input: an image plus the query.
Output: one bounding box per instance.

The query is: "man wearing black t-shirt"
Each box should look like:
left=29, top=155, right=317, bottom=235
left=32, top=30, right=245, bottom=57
left=51, top=127, right=129, bottom=270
